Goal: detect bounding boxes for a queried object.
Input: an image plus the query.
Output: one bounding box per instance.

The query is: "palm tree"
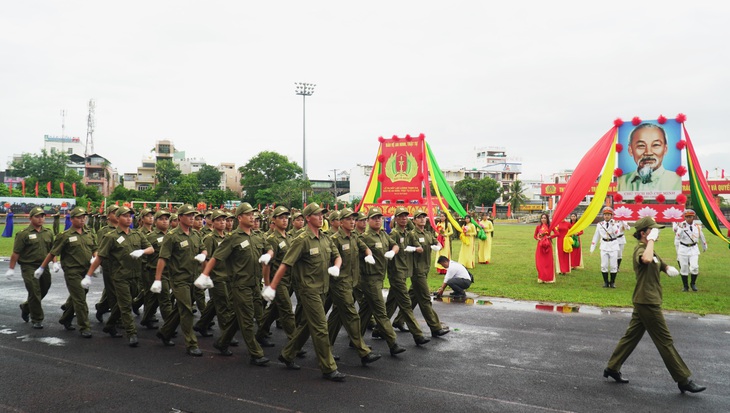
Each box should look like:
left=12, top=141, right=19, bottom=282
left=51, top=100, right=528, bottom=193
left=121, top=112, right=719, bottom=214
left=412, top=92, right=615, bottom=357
left=503, top=180, right=528, bottom=215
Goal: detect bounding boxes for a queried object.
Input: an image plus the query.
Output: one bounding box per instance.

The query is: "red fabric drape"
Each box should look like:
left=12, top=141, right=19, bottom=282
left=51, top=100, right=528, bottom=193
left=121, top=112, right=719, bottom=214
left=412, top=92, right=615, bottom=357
left=550, top=126, right=617, bottom=231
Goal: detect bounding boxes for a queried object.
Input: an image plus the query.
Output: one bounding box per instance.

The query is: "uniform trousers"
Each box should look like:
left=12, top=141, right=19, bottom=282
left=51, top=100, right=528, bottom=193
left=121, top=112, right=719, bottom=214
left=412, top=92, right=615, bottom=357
left=159, top=275, right=198, bottom=350
left=383, top=274, right=423, bottom=337
left=106, top=277, right=138, bottom=337
left=20, top=264, right=51, bottom=323
left=400, top=272, right=442, bottom=332
left=281, top=288, right=337, bottom=374
left=59, top=271, right=90, bottom=331
left=358, top=276, right=397, bottom=348
left=326, top=277, right=371, bottom=358
left=215, top=282, right=264, bottom=358
left=256, top=280, right=296, bottom=341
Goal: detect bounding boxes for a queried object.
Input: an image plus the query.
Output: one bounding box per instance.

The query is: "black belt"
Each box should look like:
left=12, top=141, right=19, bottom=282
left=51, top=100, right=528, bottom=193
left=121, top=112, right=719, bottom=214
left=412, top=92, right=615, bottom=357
left=680, top=242, right=697, bottom=247
left=616, top=234, right=624, bottom=238
left=602, top=238, right=616, bottom=242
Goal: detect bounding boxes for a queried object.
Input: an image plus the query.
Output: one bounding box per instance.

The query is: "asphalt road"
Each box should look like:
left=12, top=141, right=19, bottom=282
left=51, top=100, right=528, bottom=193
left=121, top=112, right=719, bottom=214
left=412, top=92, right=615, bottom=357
left=1, top=261, right=728, bottom=413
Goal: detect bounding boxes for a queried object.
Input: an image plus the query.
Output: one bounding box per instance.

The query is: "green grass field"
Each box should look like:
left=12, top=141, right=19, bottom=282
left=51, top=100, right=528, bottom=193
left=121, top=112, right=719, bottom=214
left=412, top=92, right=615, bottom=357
left=2, top=222, right=728, bottom=315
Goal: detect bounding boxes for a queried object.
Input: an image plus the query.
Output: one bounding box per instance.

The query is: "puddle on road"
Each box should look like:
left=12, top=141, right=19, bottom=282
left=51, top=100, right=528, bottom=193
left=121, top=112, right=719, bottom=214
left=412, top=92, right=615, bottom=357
left=435, top=296, right=608, bottom=315
left=16, top=334, right=66, bottom=346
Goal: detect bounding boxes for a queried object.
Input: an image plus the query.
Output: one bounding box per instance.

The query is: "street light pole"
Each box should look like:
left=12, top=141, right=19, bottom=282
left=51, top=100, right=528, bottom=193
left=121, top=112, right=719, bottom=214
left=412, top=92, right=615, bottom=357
left=295, top=82, right=316, bottom=204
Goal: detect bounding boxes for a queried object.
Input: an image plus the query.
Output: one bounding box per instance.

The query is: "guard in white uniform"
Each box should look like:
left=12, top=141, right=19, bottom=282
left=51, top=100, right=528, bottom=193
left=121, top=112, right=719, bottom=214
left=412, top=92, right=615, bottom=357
left=615, top=220, right=631, bottom=271
left=591, top=207, right=621, bottom=288
left=673, top=209, right=707, bottom=292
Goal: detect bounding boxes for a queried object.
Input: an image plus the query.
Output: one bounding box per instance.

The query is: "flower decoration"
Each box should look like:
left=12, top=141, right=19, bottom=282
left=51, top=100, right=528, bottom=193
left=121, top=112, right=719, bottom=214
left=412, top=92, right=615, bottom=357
left=637, top=206, right=658, bottom=219
left=615, top=143, right=623, bottom=153
left=657, top=115, right=667, bottom=124
left=656, top=194, right=666, bottom=204
left=631, top=116, right=642, bottom=126
left=378, top=136, right=385, bottom=143
left=676, top=113, right=687, bottom=123
left=378, top=173, right=385, bottom=182
left=634, top=194, right=644, bottom=204
left=614, top=168, right=623, bottom=177
left=614, top=205, right=633, bottom=219
left=676, top=140, right=686, bottom=150
left=614, top=118, right=624, bottom=127
left=404, top=134, right=412, bottom=141
left=676, top=194, right=687, bottom=204
left=662, top=207, right=684, bottom=220
left=613, top=193, right=623, bottom=202
left=675, top=165, right=687, bottom=177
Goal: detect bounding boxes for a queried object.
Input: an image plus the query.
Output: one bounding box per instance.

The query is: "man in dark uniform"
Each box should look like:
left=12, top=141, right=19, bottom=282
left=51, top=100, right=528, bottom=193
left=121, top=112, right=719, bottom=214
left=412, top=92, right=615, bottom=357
left=87, top=206, right=153, bottom=347
left=357, top=207, right=407, bottom=356
left=94, top=205, right=120, bottom=322
left=40, top=207, right=96, bottom=337
left=199, top=203, right=270, bottom=366
left=380, top=206, right=430, bottom=345
left=265, top=203, right=347, bottom=381
left=326, top=207, right=382, bottom=364
left=604, top=217, right=706, bottom=394
left=6, top=207, right=54, bottom=329
left=289, top=212, right=305, bottom=237
left=152, top=204, right=207, bottom=356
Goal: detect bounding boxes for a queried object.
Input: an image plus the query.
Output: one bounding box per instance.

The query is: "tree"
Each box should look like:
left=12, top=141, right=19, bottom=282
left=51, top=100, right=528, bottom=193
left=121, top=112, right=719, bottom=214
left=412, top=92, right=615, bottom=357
left=453, top=177, right=501, bottom=208
left=8, top=149, right=69, bottom=183
left=239, top=151, right=305, bottom=204
left=155, top=160, right=181, bottom=199
left=503, top=180, right=528, bottom=214
left=173, top=174, right=200, bottom=205
left=197, top=164, right=222, bottom=191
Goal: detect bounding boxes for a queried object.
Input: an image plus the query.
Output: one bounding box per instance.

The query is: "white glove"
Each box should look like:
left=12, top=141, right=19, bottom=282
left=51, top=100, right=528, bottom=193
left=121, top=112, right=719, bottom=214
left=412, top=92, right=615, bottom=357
left=90, top=257, right=96, bottom=266
left=5, top=268, right=15, bottom=280
left=431, top=244, right=442, bottom=252
left=384, top=250, right=396, bottom=260
left=51, top=262, right=62, bottom=273
left=646, top=228, right=660, bottom=242
left=194, top=274, right=212, bottom=289
left=34, top=267, right=45, bottom=279
left=261, top=285, right=276, bottom=302
left=81, top=275, right=93, bottom=289
left=328, top=266, right=340, bottom=277
left=404, top=246, right=417, bottom=253
left=364, top=255, right=376, bottom=265
left=150, top=280, right=162, bottom=293
left=589, top=243, right=596, bottom=253
left=258, top=254, right=271, bottom=265
left=666, top=266, right=679, bottom=277
left=130, top=249, right=145, bottom=259
left=194, top=253, right=206, bottom=263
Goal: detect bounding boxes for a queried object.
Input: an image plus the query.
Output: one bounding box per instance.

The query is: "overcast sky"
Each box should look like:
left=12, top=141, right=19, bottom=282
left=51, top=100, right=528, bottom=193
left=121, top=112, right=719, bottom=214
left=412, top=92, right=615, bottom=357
left=2, top=1, right=729, bottom=185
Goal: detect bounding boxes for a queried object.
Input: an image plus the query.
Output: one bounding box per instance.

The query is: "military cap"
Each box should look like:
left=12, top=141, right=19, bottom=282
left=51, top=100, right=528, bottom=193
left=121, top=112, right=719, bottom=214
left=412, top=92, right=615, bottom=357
left=204, top=210, right=213, bottom=217
left=684, top=209, right=696, bottom=217
left=115, top=206, right=133, bottom=217
left=328, top=210, right=341, bottom=221
left=339, top=208, right=356, bottom=220
left=634, top=216, right=665, bottom=232
left=138, top=208, right=153, bottom=217
left=194, top=210, right=204, bottom=217
left=170, top=213, right=178, bottom=221
left=291, top=211, right=303, bottom=220
left=602, top=207, right=614, bottom=214
left=413, top=208, right=428, bottom=218
left=303, top=203, right=324, bottom=217
left=154, top=209, right=171, bottom=219
left=210, top=210, right=228, bottom=220
left=356, top=211, right=367, bottom=221
left=69, top=207, right=88, bottom=217
left=235, top=202, right=255, bottom=216
left=367, top=207, right=384, bottom=218
left=272, top=206, right=290, bottom=217
left=29, top=206, right=46, bottom=217
left=106, top=205, right=120, bottom=216
left=394, top=206, right=409, bottom=217
left=177, top=204, right=197, bottom=215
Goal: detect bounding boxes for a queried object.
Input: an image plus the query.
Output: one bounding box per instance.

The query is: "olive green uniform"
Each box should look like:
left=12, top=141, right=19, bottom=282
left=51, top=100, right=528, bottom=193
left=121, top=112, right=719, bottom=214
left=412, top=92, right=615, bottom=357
left=606, top=242, right=692, bottom=383
left=384, top=225, right=424, bottom=338
left=358, top=227, right=399, bottom=348
left=95, top=223, right=119, bottom=315
left=195, top=231, right=236, bottom=336
left=279, top=226, right=340, bottom=374
left=53, top=226, right=97, bottom=332
left=97, top=228, right=151, bottom=337
left=211, top=228, right=266, bottom=358
left=13, top=226, right=54, bottom=323
left=190, top=229, right=208, bottom=314
left=143, top=228, right=170, bottom=323
left=395, top=226, right=443, bottom=333
left=326, top=227, right=373, bottom=357
left=256, top=230, right=296, bottom=341
left=157, top=227, right=205, bottom=350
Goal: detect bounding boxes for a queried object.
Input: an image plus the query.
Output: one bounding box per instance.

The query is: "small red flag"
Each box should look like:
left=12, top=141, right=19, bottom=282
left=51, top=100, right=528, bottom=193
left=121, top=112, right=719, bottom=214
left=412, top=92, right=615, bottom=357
left=35, top=182, right=39, bottom=197
left=47, top=182, right=52, bottom=196
left=87, top=201, right=91, bottom=210
left=155, top=202, right=160, bottom=211
left=22, top=180, right=26, bottom=196
left=8, top=184, right=12, bottom=195
left=168, top=202, right=172, bottom=210
left=115, top=201, right=119, bottom=205
left=60, top=182, right=65, bottom=196
left=72, top=182, right=77, bottom=197
left=143, top=202, right=147, bottom=208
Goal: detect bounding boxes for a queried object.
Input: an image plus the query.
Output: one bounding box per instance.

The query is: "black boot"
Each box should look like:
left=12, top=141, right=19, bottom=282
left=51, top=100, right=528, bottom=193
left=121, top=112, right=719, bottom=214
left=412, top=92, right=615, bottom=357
left=602, top=272, right=609, bottom=288
left=690, top=274, right=698, bottom=291
left=609, top=273, right=617, bottom=288
left=681, top=276, right=689, bottom=292
left=617, top=258, right=622, bottom=271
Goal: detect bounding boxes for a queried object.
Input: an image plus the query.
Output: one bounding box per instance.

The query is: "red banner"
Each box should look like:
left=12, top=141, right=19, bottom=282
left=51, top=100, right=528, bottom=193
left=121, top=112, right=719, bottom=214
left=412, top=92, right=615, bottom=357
left=378, top=139, right=424, bottom=203
left=541, top=180, right=730, bottom=197
left=612, top=203, right=686, bottom=223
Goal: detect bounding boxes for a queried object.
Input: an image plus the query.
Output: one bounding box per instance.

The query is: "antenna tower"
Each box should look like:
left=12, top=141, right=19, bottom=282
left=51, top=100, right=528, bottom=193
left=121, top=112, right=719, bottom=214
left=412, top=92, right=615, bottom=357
left=85, top=99, right=95, bottom=158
